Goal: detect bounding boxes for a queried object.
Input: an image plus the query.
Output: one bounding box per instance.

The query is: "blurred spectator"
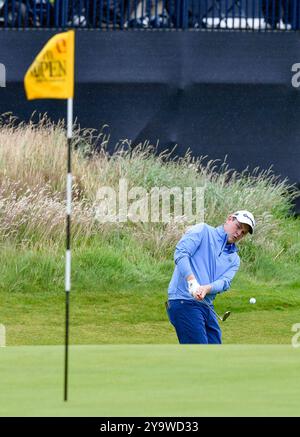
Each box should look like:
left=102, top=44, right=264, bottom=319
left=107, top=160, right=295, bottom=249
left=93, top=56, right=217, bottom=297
left=66, top=0, right=129, bottom=28
left=262, top=0, right=293, bottom=29
left=127, top=0, right=172, bottom=28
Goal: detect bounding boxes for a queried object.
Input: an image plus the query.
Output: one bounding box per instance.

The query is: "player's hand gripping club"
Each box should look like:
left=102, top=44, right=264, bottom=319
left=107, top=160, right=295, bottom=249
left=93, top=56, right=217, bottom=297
left=187, top=276, right=212, bottom=300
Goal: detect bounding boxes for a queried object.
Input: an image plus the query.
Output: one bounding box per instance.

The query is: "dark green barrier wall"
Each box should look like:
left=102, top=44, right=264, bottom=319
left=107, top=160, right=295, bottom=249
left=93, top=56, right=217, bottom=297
left=0, top=30, right=299, bottom=209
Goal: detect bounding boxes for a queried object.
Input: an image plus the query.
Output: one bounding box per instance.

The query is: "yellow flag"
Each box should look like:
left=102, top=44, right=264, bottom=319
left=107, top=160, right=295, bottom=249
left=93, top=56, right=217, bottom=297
left=24, top=30, right=74, bottom=100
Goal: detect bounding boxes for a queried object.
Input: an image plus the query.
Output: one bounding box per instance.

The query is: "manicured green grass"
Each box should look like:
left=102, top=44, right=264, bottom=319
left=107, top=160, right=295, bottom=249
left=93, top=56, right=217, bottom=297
left=0, top=345, right=299, bottom=417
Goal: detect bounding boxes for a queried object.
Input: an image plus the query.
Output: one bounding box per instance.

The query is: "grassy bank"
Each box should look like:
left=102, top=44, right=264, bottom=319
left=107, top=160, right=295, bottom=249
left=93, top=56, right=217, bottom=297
left=0, top=117, right=299, bottom=345
left=1, top=237, right=300, bottom=345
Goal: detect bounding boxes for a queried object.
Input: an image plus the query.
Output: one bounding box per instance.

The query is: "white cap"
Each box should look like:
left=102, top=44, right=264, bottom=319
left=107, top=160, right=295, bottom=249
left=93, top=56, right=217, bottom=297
left=232, top=210, right=255, bottom=234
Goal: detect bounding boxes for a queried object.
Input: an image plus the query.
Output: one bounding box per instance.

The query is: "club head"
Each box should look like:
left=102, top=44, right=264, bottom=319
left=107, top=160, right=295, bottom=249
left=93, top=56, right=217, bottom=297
left=221, top=311, right=231, bottom=322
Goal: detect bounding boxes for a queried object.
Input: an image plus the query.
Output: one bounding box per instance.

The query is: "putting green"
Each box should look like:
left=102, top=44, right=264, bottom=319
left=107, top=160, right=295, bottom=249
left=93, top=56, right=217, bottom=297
left=0, top=345, right=299, bottom=417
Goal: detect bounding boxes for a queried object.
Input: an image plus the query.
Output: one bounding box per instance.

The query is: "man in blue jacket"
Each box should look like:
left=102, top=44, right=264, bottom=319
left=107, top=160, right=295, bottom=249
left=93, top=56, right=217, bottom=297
left=166, top=210, right=255, bottom=344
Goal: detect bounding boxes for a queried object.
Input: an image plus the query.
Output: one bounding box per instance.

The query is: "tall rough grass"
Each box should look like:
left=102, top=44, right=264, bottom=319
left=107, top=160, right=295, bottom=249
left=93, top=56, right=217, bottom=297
left=0, top=116, right=299, bottom=261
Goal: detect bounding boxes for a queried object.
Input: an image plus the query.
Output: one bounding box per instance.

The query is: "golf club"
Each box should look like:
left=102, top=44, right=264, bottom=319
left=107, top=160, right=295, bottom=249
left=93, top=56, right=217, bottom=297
left=200, top=299, right=231, bottom=322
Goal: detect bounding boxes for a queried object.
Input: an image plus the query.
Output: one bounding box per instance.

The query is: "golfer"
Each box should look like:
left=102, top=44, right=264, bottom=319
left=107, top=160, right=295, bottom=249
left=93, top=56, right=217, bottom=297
left=166, top=211, right=255, bottom=344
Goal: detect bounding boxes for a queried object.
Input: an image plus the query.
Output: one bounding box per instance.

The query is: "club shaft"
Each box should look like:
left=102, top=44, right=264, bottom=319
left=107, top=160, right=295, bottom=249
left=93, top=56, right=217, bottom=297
left=199, top=299, right=223, bottom=321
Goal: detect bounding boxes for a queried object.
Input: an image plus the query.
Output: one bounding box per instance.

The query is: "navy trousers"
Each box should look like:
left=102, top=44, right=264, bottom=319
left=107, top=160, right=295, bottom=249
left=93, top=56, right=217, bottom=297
left=166, top=299, right=222, bottom=344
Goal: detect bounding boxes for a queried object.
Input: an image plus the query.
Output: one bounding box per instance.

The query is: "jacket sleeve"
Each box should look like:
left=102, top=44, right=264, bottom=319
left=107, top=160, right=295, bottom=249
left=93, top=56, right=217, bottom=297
left=210, top=257, right=240, bottom=295
left=174, top=224, right=206, bottom=279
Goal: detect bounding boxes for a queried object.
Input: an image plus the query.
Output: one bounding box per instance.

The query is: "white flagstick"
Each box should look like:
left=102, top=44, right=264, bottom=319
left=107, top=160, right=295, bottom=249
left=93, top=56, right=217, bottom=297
left=64, top=97, right=73, bottom=402
left=0, top=324, right=5, bottom=347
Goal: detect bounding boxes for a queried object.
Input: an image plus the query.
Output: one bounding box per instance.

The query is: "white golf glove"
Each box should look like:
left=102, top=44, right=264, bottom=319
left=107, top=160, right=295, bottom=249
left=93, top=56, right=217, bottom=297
left=187, top=278, right=200, bottom=297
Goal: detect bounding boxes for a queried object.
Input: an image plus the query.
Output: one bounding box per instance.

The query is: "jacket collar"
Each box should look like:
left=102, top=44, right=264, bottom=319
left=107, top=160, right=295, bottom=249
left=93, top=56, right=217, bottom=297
left=216, top=225, right=239, bottom=254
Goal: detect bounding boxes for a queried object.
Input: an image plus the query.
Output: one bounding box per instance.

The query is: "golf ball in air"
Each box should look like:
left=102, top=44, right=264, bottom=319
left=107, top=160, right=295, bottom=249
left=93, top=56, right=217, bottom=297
left=249, top=298, right=256, bottom=304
